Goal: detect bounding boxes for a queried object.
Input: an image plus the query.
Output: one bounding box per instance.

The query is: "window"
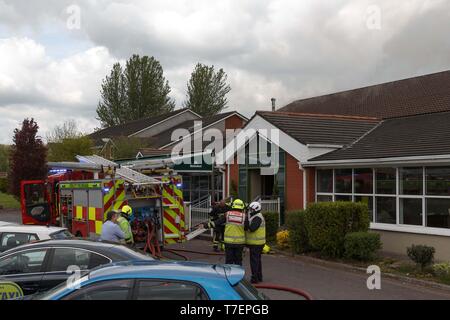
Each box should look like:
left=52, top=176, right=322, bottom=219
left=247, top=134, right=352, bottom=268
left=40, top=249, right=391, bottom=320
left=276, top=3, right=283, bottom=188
left=375, top=197, right=396, bottom=224
left=426, top=198, right=450, bottom=229
left=355, top=196, right=373, bottom=215
left=0, top=249, right=48, bottom=275
left=335, top=195, right=352, bottom=202
left=400, top=198, right=422, bottom=226
left=0, top=233, right=38, bottom=251
left=49, top=248, right=110, bottom=271
left=317, top=195, right=332, bottom=202
left=63, top=279, right=133, bottom=300
left=354, top=168, right=373, bottom=194
left=50, top=230, right=73, bottom=240
left=335, top=169, right=352, bottom=193
left=317, top=169, right=333, bottom=193
left=376, top=168, right=396, bottom=194
left=426, top=167, right=450, bottom=196
left=400, top=167, right=423, bottom=195
left=234, top=280, right=266, bottom=300
left=135, top=280, right=208, bottom=300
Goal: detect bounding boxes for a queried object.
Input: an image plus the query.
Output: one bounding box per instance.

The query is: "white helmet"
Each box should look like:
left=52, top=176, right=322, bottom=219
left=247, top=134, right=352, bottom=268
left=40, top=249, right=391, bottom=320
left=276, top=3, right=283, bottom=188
left=248, top=201, right=262, bottom=214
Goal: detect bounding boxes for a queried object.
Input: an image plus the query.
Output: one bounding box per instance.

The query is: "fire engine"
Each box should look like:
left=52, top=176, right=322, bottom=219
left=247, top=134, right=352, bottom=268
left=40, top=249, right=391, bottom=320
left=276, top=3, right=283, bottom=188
left=20, top=155, right=186, bottom=249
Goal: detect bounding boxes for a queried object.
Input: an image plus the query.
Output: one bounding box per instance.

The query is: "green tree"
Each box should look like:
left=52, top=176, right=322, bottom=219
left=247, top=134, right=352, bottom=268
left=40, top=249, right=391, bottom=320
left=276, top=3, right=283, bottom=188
left=47, top=120, right=93, bottom=162
left=0, top=145, right=10, bottom=172
left=9, top=119, right=48, bottom=198
left=97, top=55, right=175, bottom=127
left=184, top=63, right=231, bottom=117
left=113, top=136, right=150, bottom=160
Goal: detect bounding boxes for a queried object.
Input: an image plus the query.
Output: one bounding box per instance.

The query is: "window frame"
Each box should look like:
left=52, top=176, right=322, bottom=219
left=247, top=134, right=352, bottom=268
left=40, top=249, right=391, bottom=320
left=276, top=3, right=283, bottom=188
left=131, top=278, right=210, bottom=300
left=0, top=248, right=50, bottom=276
left=61, top=279, right=134, bottom=300
left=45, top=246, right=112, bottom=273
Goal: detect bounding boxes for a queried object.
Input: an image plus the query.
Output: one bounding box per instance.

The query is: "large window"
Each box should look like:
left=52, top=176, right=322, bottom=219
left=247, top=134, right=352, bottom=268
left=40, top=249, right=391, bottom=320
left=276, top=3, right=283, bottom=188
left=316, top=166, right=450, bottom=233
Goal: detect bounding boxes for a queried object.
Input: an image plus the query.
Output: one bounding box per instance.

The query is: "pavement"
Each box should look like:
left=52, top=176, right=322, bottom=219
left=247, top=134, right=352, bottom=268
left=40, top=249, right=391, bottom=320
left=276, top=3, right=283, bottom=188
left=0, top=209, right=21, bottom=224
left=164, top=239, right=450, bottom=300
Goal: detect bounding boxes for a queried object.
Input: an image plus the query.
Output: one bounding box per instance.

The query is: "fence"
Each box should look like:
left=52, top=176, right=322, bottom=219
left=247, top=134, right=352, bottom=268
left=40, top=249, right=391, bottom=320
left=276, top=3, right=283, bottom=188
left=261, top=197, right=281, bottom=226
left=187, top=195, right=212, bottom=231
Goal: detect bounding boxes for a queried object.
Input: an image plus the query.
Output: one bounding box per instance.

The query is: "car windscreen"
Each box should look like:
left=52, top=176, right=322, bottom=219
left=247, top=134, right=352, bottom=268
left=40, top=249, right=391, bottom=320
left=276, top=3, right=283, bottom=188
left=49, top=230, right=73, bottom=240
left=233, top=280, right=267, bottom=300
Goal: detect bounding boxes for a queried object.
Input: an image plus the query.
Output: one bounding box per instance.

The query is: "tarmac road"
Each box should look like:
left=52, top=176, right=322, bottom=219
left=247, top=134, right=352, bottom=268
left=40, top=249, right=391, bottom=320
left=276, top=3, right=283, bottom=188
left=164, top=239, right=450, bottom=300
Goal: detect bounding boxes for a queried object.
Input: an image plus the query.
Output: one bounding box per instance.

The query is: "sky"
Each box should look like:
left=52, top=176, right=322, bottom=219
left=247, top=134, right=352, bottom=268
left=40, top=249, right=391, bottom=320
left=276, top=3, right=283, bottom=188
left=0, top=0, right=449, bottom=144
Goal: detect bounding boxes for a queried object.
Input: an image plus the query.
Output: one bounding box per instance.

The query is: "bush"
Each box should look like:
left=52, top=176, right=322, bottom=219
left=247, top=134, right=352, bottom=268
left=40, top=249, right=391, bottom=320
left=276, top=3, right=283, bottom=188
left=276, top=230, right=290, bottom=249
left=433, top=262, right=450, bottom=279
left=407, top=245, right=435, bottom=271
left=344, top=232, right=381, bottom=261
left=286, top=210, right=310, bottom=254
left=263, top=211, right=279, bottom=242
left=304, top=202, right=370, bottom=258
left=0, top=178, right=7, bottom=193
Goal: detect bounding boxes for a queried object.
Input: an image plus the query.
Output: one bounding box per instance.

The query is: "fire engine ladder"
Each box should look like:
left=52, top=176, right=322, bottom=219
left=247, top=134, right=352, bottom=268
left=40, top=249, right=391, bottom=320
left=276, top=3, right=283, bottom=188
left=76, top=155, right=160, bottom=185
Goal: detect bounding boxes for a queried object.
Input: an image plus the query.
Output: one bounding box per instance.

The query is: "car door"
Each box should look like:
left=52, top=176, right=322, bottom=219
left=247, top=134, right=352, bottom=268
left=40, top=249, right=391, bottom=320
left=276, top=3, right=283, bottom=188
left=40, top=247, right=111, bottom=292
left=131, top=279, right=210, bottom=300
left=0, top=248, right=50, bottom=296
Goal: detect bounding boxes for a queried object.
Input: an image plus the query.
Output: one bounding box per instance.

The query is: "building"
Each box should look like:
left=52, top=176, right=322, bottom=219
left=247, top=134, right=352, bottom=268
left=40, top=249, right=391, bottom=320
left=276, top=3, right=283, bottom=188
left=89, top=109, right=247, bottom=203
left=223, top=70, right=450, bottom=260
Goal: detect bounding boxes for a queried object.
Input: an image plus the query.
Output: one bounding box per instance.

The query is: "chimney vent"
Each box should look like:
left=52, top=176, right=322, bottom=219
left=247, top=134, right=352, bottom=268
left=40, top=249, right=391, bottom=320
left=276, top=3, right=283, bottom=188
left=271, top=98, right=276, bottom=112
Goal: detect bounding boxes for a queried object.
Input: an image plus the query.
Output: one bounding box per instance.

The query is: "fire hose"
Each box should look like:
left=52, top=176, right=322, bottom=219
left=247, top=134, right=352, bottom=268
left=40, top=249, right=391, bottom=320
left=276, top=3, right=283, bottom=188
left=160, top=248, right=313, bottom=300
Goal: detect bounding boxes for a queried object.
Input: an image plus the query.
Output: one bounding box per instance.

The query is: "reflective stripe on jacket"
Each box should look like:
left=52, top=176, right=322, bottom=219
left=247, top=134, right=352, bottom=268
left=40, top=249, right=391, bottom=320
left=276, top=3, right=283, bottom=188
left=246, top=213, right=266, bottom=245
left=117, top=216, right=134, bottom=244
left=224, top=210, right=245, bottom=245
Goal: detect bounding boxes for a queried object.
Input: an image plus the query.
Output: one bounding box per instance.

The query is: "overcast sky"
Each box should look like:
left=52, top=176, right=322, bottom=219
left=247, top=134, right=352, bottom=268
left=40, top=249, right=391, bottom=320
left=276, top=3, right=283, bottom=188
left=0, top=0, right=449, bottom=144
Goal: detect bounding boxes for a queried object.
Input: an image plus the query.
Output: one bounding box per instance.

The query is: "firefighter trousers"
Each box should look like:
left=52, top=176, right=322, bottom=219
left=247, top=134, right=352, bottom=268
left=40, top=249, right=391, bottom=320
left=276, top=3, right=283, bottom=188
left=225, top=244, right=244, bottom=266
left=248, top=244, right=264, bottom=282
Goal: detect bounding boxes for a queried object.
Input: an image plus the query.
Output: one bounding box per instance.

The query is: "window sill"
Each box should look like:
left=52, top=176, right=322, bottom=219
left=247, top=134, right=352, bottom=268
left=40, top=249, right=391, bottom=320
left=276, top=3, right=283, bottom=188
left=370, top=223, right=450, bottom=237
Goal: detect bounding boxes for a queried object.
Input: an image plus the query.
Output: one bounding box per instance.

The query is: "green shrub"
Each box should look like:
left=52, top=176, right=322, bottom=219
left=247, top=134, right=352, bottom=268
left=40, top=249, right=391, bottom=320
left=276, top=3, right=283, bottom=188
left=407, top=244, right=435, bottom=271
left=433, top=262, right=450, bottom=279
left=286, top=210, right=310, bottom=254
left=344, top=232, right=381, bottom=261
left=304, top=202, right=370, bottom=258
left=262, top=211, right=279, bottom=242
left=0, top=178, right=7, bottom=193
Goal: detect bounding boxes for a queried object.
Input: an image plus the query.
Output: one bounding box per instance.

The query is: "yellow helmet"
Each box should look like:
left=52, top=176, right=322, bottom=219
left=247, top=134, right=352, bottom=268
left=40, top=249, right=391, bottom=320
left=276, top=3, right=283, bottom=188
left=232, top=199, right=245, bottom=210
left=121, top=205, right=133, bottom=216
left=263, top=244, right=271, bottom=254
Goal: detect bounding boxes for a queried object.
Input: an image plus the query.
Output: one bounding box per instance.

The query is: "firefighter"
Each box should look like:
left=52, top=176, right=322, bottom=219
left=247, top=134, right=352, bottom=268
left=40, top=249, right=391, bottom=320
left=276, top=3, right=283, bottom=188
left=245, top=201, right=266, bottom=284
left=117, top=205, right=134, bottom=245
left=208, top=199, right=230, bottom=252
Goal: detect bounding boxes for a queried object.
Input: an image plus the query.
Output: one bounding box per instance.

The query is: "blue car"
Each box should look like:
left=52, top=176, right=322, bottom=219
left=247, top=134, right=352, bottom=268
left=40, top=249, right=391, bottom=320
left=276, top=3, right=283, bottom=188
left=33, top=260, right=267, bottom=300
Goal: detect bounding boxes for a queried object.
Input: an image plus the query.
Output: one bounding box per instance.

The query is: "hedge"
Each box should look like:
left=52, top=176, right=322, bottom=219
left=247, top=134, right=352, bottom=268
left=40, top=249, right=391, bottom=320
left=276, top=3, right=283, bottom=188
left=407, top=244, right=435, bottom=271
left=262, top=211, right=279, bottom=242
left=0, top=178, right=7, bottom=194
left=286, top=210, right=310, bottom=254
left=344, top=232, right=381, bottom=261
left=304, top=202, right=370, bottom=258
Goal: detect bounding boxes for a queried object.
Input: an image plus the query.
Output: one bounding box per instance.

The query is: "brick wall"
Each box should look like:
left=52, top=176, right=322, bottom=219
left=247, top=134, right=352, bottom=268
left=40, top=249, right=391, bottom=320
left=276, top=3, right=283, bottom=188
left=285, top=153, right=304, bottom=211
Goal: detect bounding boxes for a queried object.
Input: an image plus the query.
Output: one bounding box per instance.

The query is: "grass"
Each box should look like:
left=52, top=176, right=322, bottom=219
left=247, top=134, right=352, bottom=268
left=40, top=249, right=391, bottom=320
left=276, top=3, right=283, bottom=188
left=0, top=192, right=20, bottom=209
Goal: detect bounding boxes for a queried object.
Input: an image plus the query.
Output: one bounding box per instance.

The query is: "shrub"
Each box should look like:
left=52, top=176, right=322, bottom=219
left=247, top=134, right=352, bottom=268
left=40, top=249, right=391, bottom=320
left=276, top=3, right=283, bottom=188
left=304, top=202, right=370, bottom=258
left=0, top=178, right=7, bottom=193
left=407, top=245, right=435, bottom=271
left=276, top=230, right=290, bottom=249
left=344, top=232, right=381, bottom=261
left=286, top=210, right=310, bottom=254
left=433, top=262, right=450, bottom=279
left=262, top=211, right=279, bottom=242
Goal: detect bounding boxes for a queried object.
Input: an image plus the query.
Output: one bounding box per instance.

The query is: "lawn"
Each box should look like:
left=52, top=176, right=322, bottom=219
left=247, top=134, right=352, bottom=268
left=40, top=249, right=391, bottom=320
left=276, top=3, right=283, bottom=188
left=0, top=192, right=20, bottom=209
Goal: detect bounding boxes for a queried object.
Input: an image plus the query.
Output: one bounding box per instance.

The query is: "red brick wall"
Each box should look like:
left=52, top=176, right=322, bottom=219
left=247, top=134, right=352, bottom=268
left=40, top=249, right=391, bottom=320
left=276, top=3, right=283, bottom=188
left=305, top=167, right=316, bottom=206
left=225, top=157, right=239, bottom=197
left=285, top=153, right=304, bottom=211
left=224, top=114, right=246, bottom=130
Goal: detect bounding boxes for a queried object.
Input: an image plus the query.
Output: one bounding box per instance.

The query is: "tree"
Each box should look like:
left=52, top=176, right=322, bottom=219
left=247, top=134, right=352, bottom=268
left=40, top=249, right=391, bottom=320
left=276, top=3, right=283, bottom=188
left=184, top=63, right=231, bottom=117
left=9, top=119, right=47, bottom=198
left=113, top=136, right=150, bottom=160
left=0, top=145, right=9, bottom=172
left=97, top=55, right=175, bottom=127
left=47, top=120, right=93, bottom=162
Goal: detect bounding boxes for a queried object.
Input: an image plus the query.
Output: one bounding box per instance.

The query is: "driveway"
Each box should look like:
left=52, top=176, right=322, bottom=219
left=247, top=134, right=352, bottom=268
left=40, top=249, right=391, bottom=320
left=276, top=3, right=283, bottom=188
left=164, top=239, right=450, bottom=300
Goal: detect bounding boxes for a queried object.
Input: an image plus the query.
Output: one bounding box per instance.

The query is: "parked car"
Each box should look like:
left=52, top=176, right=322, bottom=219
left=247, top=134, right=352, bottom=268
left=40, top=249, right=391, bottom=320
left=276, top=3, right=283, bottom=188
left=0, top=224, right=73, bottom=252
left=34, top=260, right=267, bottom=300
left=0, top=239, right=154, bottom=296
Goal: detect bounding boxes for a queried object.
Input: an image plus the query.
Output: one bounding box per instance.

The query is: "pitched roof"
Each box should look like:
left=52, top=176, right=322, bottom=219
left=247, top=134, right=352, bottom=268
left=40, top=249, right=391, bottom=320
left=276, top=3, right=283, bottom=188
left=256, top=111, right=380, bottom=146
left=150, top=111, right=247, bottom=149
left=280, top=70, right=450, bottom=119
left=310, top=111, right=450, bottom=162
left=89, top=108, right=192, bottom=144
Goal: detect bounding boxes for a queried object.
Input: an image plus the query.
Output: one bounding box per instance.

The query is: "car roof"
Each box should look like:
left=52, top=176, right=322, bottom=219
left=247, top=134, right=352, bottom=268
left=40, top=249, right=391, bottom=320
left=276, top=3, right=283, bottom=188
left=88, top=260, right=245, bottom=285
left=0, top=225, right=66, bottom=234
left=0, top=221, right=18, bottom=227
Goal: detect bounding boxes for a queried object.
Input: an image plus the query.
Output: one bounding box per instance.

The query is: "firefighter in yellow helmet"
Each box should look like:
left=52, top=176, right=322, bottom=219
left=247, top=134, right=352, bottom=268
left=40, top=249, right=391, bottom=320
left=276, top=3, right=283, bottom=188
left=203, top=198, right=246, bottom=266
left=117, top=205, right=134, bottom=245
left=245, top=201, right=266, bottom=283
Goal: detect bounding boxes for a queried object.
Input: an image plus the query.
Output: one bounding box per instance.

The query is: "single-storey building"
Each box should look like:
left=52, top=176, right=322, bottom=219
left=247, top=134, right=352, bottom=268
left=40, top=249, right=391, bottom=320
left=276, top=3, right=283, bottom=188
left=222, top=70, right=450, bottom=260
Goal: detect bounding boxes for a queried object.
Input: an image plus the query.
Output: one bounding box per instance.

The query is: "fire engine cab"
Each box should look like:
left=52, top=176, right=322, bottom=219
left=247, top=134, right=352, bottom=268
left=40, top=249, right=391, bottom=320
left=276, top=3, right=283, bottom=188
left=20, top=155, right=186, bottom=248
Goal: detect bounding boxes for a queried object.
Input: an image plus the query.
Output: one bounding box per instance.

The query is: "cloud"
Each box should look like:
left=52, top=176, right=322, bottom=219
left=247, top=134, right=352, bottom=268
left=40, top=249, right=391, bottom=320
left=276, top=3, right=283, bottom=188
left=0, top=0, right=449, bottom=143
